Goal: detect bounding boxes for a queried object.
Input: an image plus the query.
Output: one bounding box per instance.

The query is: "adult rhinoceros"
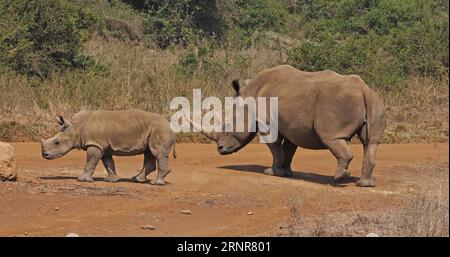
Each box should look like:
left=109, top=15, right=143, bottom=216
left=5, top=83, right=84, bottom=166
left=196, top=65, right=386, bottom=187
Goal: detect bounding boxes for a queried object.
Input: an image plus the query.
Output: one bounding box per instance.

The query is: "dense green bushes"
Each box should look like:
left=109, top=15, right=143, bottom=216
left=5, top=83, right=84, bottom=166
left=141, top=0, right=226, bottom=48
left=126, top=0, right=448, bottom=88
left=0, top=0, right=96, bottom=77
left=0, top=0, right=448, bottom=89
left=286, top=0, right=449, bottom=89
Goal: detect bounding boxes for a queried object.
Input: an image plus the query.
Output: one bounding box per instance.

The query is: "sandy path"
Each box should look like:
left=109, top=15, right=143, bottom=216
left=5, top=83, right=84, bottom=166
left=0, top=143, right=447, bottom=236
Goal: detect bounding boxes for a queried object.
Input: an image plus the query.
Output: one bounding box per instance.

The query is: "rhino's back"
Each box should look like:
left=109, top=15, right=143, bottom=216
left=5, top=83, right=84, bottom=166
left=79, top=109, right=172, bottom=154
left=243, top=65, right=367, bottom=149
left=246, top=65, right=365, bottom=98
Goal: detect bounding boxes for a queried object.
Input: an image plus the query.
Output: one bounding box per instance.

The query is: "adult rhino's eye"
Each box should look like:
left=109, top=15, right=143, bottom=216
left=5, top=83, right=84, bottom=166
left=55, top=141, right=60, bottom=145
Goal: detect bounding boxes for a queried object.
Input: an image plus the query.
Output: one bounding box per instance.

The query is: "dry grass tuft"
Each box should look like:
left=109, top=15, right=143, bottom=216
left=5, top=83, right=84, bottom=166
left=279, top=162, right=449, bottom=237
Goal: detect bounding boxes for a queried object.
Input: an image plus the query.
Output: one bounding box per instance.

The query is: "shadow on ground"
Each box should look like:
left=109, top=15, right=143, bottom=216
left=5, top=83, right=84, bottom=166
left=218, top=164, right=358, bottom=186
left=39, top=176, right=142, bottom=183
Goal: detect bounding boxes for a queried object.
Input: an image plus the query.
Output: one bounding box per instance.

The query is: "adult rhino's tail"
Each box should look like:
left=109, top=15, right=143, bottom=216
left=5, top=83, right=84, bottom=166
left=360, top=85, right=387, bottom=144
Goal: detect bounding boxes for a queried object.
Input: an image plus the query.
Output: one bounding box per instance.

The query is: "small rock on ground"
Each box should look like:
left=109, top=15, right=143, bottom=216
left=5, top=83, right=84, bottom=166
left=141, top=225, right=156, bottom=230
left=0, top=142, right=17, bottom=181
left=180, top=210, right=192, bottom=215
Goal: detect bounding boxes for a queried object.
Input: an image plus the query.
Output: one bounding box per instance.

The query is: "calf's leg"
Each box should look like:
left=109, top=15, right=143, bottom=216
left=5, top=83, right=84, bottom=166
left=78, top=146, right=102, bottom=182
left=151, top=154, right=171, bottom=185
left=102, top=153, right=119, bottom=182
left=132, top=149, right=156, bottom=183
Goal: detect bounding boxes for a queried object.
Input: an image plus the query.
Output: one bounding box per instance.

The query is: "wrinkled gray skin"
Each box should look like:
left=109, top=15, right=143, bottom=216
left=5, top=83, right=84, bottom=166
left=41, top=109, right=177, bottom=185
left=196, top=65, right=386, bottom=187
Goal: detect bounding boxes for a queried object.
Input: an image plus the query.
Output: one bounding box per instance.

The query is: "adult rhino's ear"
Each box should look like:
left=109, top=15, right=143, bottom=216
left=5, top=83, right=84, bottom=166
left=231, top=79, right=240, bottom=96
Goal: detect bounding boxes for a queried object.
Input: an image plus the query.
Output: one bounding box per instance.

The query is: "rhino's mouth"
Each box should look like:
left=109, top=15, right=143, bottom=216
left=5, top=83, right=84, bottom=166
left=42, top=152, right=63, bottom=160
left=43, top=154, right=56, bottom=160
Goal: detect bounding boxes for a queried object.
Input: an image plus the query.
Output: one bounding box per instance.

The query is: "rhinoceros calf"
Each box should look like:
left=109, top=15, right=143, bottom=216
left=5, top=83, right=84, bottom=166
left=41, top=109, right=176, bottom=185
left=195, top=65, right=386, bottom=187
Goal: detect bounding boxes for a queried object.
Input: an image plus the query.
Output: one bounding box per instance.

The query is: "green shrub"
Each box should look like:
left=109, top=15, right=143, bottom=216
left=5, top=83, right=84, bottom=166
left=178, top=51, right=199, bottom=77
left=287, top=0, right=449, bottom=89
left=141, top=0, right=226, bottom=48
left=0, top=0, right=96, bottom=77
left=233, top=0, right=288, bottom=36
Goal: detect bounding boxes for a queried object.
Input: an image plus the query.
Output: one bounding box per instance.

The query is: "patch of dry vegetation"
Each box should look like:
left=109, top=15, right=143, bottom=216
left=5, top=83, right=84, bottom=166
left=0, top=0, right=447, bottom=143
left=0, top=36, right=285, bottom=142
left=383, top=77, right=449, bottom=143
left=279, top=162, right=449, bottom=237
left=1, top=37, right=447, bottom=143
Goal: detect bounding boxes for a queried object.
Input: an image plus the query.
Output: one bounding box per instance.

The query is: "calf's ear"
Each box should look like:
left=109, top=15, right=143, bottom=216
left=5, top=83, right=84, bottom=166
left=55, top=116, right=73, bottom=129
left=56, top=116, right=65, bottom=126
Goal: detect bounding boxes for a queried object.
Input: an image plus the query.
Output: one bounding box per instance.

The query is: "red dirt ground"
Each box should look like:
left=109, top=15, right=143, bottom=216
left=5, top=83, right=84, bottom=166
left=0, top=143, right=448, bottom=236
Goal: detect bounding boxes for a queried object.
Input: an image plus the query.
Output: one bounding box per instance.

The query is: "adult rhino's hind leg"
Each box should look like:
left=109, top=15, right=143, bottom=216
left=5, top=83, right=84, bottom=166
left=356, top=144, right=378, bottom=187
left=78, top=146, right=102, bottom=182
left=327, top=139, right=353, bottom=182
left=102, top=153, right=119, bottom=182
left=132, top=149, right=156, bottom=183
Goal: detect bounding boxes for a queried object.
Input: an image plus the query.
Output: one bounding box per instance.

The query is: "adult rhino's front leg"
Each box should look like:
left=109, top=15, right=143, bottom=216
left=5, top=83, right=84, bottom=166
left=78, top=146, right=102, bottom=182
left=264, top=138, right=295, bottom=177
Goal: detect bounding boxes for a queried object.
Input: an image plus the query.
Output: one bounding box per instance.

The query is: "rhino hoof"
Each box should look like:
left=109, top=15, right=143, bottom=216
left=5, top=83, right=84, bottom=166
left=263, top=168, right=275, bottom=176
left=334, top=170, right=351, bottom=182
left=356, top=178, right=376, bottom=187
left=150, top=180, right=166, bottom=186
left=284, top=170, right=294, bottom=177
left=264, top=167, right=290, bottom=177
left=104, top=175, right=120, bottom=183
left=132, top=175, right=146, bottom=183
left=77, top=176, right=94, bottom=182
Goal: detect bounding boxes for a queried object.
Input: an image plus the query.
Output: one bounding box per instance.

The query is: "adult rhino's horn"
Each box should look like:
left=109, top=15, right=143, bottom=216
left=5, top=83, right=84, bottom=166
left=184, top=112, right=219, bottom=141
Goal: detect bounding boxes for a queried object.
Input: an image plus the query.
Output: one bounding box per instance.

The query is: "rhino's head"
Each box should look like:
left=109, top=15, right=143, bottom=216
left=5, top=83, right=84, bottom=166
left=191, top=79, right=257, bottom=155
left=192, top=125, right=256, bottom=155
left=41, top=116, right=77, bottom=160
left=215, top=131, right=256, bottom=155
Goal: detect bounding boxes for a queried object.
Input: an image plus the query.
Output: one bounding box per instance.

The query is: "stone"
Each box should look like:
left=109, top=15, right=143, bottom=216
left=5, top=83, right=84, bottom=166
left=141, top=225, right=156, bottom=230
left=0, top=142, right=17, bottom=181
left=65, top=233, right=79, bottom=237
left=180, top=210, right=192, bottom=215
left=366, top=233, right=380, bottom=237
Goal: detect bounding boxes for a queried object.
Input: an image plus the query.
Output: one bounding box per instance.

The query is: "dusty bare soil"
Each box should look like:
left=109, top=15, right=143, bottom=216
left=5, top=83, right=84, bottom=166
left=0, top=143, right=448, bottom=236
